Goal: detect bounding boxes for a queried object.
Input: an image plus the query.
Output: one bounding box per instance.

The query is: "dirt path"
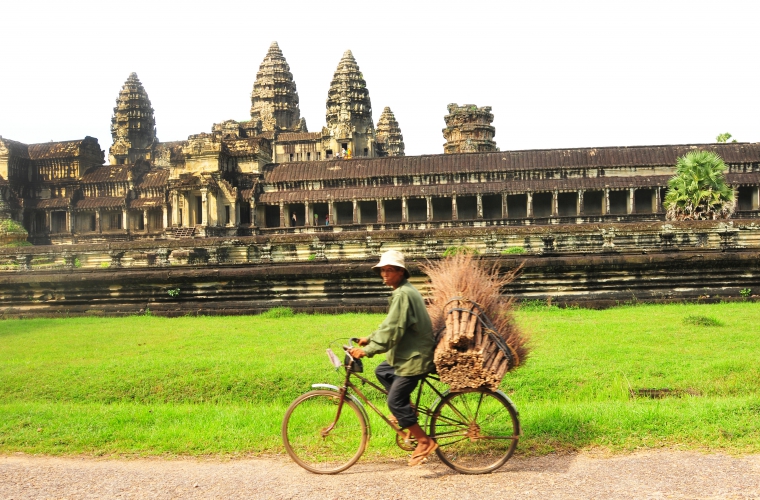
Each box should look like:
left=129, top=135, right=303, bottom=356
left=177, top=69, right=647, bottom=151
left=2, top=451, right=759, bottom=499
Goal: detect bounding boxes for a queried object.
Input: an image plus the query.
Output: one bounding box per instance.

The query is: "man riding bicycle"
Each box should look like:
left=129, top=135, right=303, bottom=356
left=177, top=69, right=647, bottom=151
left=348, top=250, right=438, bottom=466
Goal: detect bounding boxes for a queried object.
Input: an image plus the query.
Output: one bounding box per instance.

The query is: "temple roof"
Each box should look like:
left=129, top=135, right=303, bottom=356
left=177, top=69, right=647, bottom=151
left=0, top=137, right=31, bottom=159
left=136, top=168, right=169, bottom=188
left=264, top=143, right=760, bottom=183
left=25, top=197, right=72, bottom=209
left=276, top=132, right=322, bottom=142
left=75, top=197, right=126, bottom=209
left=129, top=197, right=163, bottom=209
left=81, top=165, right=132, bottom=183
left=28, top=137, right=100, bottom=160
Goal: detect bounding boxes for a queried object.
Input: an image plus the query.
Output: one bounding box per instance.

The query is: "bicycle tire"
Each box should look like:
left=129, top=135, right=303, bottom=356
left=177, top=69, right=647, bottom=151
left=430, top=389, right=519, bottom=474
left=282, top=390, right=368, bottom=474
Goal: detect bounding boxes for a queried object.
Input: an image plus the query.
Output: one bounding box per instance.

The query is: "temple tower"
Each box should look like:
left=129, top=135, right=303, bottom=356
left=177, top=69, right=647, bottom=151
left=250, top=42, right=304, bottom=133
left=442, top=103, right=497, bottom=154
left=324, top=50, right=375, bottom=158
left=109, top=73, right=157, bottom=165
left=375, top=107, right=405, bottom=157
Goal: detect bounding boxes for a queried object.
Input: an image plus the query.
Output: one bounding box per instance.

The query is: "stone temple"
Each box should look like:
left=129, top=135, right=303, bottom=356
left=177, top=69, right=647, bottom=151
left=0, top=42, right=759, bottom=245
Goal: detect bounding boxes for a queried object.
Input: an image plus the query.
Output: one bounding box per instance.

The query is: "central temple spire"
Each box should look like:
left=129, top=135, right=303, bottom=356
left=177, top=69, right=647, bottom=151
left=325, top=50, right=373, bottom=132
left=323, top=50, right=375, bottom=157
left=250, top=41, right=302, bottom=133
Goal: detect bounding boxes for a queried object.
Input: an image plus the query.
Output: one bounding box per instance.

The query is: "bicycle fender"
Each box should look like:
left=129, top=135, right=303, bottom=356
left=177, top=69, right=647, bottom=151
left=495, top=389, right=522, bottom=437
left=311, top=384, right=372, bottom=438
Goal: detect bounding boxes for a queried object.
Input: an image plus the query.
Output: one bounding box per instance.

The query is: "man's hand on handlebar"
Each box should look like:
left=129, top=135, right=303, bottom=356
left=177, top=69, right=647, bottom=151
left=348, top=348, right=366, bottom=359
left=356, top=337, right=369, bottom=346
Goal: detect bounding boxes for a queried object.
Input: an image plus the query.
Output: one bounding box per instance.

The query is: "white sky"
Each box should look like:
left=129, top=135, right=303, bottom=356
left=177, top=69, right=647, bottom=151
left=1, top=0, right=758, bottom=158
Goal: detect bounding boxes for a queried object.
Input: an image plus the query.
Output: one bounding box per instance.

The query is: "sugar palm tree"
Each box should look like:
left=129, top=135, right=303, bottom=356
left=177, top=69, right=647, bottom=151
left=664, top=151, right=734, bottom=220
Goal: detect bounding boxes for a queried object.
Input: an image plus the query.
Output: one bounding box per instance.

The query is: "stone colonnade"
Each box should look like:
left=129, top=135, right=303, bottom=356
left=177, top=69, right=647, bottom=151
left=268, top=187, right=667, bottom=228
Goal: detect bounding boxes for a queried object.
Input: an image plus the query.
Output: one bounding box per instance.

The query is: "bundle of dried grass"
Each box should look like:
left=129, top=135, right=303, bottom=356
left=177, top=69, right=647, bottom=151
left=421, top=253, right=529, bottom=391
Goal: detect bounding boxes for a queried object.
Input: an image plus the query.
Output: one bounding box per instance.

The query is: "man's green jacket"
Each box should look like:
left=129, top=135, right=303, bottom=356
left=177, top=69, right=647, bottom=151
left=363, top=280, right=435, bottom=376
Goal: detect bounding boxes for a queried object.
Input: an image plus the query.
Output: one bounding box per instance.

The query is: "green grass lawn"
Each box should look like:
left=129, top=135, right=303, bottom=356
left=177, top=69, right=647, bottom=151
left=0, top=303, right=758, bottom=458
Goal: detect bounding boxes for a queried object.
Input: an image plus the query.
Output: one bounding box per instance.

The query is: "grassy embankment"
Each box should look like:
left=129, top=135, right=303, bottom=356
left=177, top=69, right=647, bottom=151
left=0, top=303, right=758, bottom=458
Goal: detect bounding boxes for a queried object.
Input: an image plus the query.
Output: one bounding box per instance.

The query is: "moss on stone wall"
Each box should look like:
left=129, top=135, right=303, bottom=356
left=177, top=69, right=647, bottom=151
left=0, top=219, right=30, bottom=248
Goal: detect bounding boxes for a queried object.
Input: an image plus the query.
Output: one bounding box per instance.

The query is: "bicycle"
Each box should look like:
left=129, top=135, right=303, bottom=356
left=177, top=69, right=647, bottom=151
left=281, top=338, right=521, bottom=475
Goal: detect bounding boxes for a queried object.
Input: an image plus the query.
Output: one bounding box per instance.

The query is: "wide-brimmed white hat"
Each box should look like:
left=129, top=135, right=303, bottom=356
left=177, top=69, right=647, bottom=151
left=372, top=250, right=409, bottom=278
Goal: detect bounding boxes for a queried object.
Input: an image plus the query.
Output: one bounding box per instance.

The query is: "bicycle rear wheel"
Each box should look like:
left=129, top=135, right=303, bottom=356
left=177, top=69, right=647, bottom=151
left=282, top=390, right=368, bottom=474
left=430, top=389, right=519, bottom=474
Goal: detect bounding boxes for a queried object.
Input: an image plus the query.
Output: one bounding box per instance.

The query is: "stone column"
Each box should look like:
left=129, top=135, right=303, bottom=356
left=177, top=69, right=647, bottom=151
left=279, top=200, right=285, bottom=227
left=162, top=205, right=168, bottom=229
left=45, top=211, right=51, bottom=233
left=578, top=190, right=584, bottom=215
left=328, top=201, right=334, bottom=225
left=96, top=209, right=102, bottom=233
left=67, top=210, right=73, bottom=234
left=377, top=199, right=384, bottom=223
left=656, top=188, right=663, bottom=213
left=527, top=192, right=533, bottom=218
left=451, top=194, right=458, bottom=220
left=305, top=201, right=311, bottom=226
left=476, top=194, right=483, bottom=219
left=122, top=209, right=128, bottom=231
left=401, top=196, right=408, bottom=223
left=552, top=190, right=559, bottom=217
left=232, top=201, right=238, bottom=226
left=352, top=199, right=358, bottom=224
left=426, top=196, right=432, bottom=221
left=143, top=209, right=149, bottom=232
left=629, top=188, right=635, bottom=214
left=171, top=192, right=179, bottom=227
left=250, top=201, right=256, bottom=227
left=201, top=189, right=209, bottom=226
left=604, top=188, right=610, bottom=215
left=502, top=192, right=508, bottom=219
left=754, top=186, right=760, bottom=210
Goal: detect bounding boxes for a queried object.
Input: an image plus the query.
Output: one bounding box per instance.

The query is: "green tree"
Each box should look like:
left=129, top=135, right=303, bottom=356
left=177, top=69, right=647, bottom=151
left=664, top=151, right=734, bottom=221
left=716, top=132, right=737, bottom=143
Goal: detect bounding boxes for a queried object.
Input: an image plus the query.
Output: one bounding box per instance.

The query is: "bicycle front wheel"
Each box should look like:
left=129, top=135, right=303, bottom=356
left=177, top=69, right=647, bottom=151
left=430, top=389, right=520, bottom=474
left=282, top=390, right=368, bottom=474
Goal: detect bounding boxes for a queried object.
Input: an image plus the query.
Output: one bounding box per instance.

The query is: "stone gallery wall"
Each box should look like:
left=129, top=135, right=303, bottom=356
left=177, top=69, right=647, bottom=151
left=1, top=221, right=759, bottom=317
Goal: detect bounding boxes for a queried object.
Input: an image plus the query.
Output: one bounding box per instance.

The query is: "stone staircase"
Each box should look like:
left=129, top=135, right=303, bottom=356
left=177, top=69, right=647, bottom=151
left=172, top=227, right=195, bottom=239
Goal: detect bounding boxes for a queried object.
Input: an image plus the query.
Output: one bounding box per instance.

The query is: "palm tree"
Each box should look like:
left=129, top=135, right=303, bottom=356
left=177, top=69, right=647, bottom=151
left=664, top=151, right=734, bottom=221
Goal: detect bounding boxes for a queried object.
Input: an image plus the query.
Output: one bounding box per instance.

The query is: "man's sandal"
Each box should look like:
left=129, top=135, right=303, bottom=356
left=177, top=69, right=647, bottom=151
left=408, top=441, right=439, bottom=466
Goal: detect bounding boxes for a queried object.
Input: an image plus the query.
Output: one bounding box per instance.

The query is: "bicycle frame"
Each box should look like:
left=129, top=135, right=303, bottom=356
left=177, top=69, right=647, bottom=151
left=319, top=356, right=451, bottom=441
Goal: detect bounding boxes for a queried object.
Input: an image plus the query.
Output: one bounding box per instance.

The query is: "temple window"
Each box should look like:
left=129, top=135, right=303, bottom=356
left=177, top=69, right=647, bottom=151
left=557, top=193, right=579, bottom=216
left=583, top=191, right=604, bottom=215
left=482, top=195, right=503, bottom=219
left=225, top=206, right=230, bottom=224
left=532, top=193, right=553, bottom=217
left=737, top=186, right=753, bottom=211
left=608, top=191, right=628, bottom=215
left=634, top=189, right=655, bottom=214
left=307, top=152, right=311, bottom=161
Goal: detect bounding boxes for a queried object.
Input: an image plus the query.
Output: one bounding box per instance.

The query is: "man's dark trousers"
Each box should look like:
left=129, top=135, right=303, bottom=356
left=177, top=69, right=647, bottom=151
left=375, top=361, right=425, bottom=429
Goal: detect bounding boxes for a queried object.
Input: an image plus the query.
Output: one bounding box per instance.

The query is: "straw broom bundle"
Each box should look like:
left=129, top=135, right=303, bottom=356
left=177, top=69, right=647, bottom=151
left=421, top=253, right=528, bottom=391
